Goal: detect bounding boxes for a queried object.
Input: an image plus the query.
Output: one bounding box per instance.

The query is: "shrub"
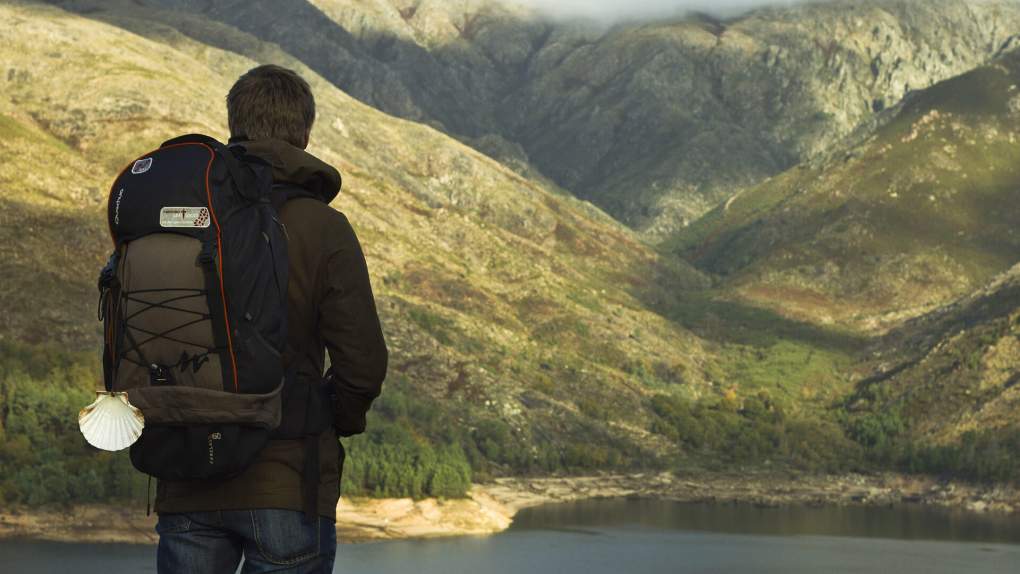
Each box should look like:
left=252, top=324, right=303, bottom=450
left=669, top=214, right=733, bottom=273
left=902, top=429, right=1020, bottom=483
left=650, top=391, right=859, bottom=472
left=0, top=341, right=147, bottom=506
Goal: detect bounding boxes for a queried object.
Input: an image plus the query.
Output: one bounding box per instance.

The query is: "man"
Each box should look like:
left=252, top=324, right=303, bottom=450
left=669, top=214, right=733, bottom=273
left=154, top=64, right=388, bottom=573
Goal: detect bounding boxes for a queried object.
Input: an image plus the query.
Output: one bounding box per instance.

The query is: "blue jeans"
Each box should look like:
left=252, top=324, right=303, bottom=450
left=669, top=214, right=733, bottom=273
left=156, top=510, right=336, bottom=573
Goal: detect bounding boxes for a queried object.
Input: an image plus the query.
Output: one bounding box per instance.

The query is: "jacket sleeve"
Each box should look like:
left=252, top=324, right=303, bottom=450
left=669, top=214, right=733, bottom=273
left=319, top=213, right=388, bottom=437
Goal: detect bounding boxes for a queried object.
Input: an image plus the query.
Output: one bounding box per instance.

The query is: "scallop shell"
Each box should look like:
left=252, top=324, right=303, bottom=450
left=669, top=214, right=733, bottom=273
left=78, top=392, right=145, bottom=451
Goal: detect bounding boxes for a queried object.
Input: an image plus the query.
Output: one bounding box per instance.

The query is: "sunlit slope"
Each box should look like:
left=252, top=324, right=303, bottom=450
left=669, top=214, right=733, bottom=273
left=0, top=2, right=718, bottom=467
left=671, top=52, right=1020, bottom=332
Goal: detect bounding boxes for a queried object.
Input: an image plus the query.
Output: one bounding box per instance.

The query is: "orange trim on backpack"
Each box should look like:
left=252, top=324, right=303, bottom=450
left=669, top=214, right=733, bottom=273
left=105, top=141, right=240, bottom=392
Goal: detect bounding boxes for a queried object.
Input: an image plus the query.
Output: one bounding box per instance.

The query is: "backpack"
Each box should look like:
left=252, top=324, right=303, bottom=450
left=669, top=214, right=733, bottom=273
left=98, top=134, right=332, bottom=517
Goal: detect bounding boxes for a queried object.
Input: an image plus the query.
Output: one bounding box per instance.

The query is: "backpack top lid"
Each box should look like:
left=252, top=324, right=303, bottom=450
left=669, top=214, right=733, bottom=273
left=107, top=134, right=271, bottom=246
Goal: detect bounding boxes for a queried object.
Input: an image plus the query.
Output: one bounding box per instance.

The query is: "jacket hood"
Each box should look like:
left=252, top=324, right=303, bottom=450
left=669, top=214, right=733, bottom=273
left=233, top=138, right=342, bottom=204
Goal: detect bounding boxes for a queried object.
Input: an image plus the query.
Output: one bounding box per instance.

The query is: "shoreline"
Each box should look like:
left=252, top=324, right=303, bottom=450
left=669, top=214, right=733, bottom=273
left=1, top=471, right=1016, bottom=545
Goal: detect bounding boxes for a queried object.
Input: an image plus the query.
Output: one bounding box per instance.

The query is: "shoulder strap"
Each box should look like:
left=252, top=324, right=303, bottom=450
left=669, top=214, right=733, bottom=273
left=163, top=134, right=265, bottom=202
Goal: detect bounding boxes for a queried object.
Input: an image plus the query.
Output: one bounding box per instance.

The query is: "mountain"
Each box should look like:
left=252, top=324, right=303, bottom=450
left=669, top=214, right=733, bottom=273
left=2, top=0, right=880, bottom=497
left=58, top=0, right=1020, bottom=239
left=664, top=37, right=1020, bottom=478
left=2, top=0, right=1017, bottom=506
left=0, top=0, right=718, bottom=477
left=670, top=48, right=1020, bottom=333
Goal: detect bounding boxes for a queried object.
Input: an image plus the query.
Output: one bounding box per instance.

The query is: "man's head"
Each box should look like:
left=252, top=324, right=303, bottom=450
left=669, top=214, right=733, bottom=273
left=227, top=65, right=316, bottom=149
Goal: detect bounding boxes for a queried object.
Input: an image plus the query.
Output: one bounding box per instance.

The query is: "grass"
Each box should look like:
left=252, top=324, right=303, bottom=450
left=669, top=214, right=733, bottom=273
left=406, top=305, right=458, bottom=346
left=713, top=340, right=854, bottom=406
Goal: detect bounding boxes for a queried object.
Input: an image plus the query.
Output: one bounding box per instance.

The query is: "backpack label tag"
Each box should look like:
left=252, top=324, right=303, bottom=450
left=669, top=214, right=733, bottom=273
left=160, top=207, right=211, bottom=228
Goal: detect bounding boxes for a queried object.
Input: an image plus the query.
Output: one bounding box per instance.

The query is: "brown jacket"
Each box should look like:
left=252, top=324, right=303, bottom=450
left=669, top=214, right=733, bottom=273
left=155, top=139, right=388, bottom=519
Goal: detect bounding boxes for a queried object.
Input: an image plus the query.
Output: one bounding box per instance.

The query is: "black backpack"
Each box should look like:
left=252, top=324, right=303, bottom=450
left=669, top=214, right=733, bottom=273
left=98, top=134, right=332, bottom=517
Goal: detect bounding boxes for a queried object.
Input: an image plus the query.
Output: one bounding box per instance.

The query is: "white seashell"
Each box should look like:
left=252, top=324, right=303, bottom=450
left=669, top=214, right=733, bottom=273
left=78, top=392, right=145, bottom=451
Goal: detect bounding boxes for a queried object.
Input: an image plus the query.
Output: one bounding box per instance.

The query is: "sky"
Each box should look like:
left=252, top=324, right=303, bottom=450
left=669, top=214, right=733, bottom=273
left=514, top=0, right=816, bottom=20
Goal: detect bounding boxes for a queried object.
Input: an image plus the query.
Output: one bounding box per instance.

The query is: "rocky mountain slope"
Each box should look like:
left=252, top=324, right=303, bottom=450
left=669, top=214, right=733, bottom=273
left=661, top=39, right=1020, bottom=473
left=60, top=0, right=1020, bottom=239
left=0, top=0, right=716, bottom=472
left=671, top=48, right=1020, bottom=333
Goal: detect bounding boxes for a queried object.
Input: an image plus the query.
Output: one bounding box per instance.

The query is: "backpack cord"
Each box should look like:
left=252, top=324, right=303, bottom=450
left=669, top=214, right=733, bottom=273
left=114, top=288, right=218, bottom=373
left=120, top=319, right=154, bottom=378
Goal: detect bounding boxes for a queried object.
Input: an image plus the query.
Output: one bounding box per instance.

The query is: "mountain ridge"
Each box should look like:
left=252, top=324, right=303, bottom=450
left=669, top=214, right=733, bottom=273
left=69, top=0, right=1020, bottom=239
left=670, top=47, right=1020, bottom=334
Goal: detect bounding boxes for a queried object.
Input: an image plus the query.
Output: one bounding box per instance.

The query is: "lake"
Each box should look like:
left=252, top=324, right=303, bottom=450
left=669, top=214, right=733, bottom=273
left=2, top=499, right=1018, bottom=573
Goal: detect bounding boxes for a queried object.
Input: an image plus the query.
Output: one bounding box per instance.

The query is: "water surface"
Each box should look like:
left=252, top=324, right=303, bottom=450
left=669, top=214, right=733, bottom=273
left=2, top=499, right=1018, bottom=573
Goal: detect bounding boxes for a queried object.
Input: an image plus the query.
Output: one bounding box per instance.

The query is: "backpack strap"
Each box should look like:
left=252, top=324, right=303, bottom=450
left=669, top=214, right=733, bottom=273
left=271, top=369, right=335, bottom=522
left=267, top=184, right=331, bottom=521
left=165, top=134, right=263, bottom=202
left=197, top=238, right=235, bottom=391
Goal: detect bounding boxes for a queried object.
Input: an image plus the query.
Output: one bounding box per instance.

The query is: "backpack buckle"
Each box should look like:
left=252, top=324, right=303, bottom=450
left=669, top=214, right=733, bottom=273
left=149, top=363, right=174, bottom=386
left=197, top=240, right=216, bottom=267
left=98, top=251, right=120, bottom=291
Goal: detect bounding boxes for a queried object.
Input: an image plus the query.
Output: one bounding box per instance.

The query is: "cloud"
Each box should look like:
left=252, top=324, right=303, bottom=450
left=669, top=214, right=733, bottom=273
left=513, top=0, right=814, bottom=20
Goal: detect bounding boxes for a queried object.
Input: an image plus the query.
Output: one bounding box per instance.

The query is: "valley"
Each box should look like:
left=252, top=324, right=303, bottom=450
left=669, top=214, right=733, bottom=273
left=0, top=0, right=1017, bottom=516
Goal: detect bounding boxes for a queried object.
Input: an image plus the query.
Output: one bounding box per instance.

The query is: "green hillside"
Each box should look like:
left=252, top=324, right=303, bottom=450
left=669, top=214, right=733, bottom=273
left=841, top=264, right=1020, bottom=482
left=667, top=46, right=1020, bottom=481
left=861, top=264, right=1020, bottom=443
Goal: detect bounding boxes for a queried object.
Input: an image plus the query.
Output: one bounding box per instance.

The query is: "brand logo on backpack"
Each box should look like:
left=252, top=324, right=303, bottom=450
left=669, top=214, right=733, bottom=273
left=159, top=207, right=211, bottom=228
left=131, top=157, right=153, bottom=174
left=114, top=188, right=125, bottom=226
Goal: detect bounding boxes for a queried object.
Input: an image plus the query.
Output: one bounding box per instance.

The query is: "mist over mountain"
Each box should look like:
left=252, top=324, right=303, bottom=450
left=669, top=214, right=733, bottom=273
left=515, top=0, right=821, bottom=20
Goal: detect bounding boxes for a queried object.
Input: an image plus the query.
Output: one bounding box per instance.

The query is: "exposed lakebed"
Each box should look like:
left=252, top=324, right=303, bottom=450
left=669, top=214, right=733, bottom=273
left=1, top=499, right=1018, bottom=573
